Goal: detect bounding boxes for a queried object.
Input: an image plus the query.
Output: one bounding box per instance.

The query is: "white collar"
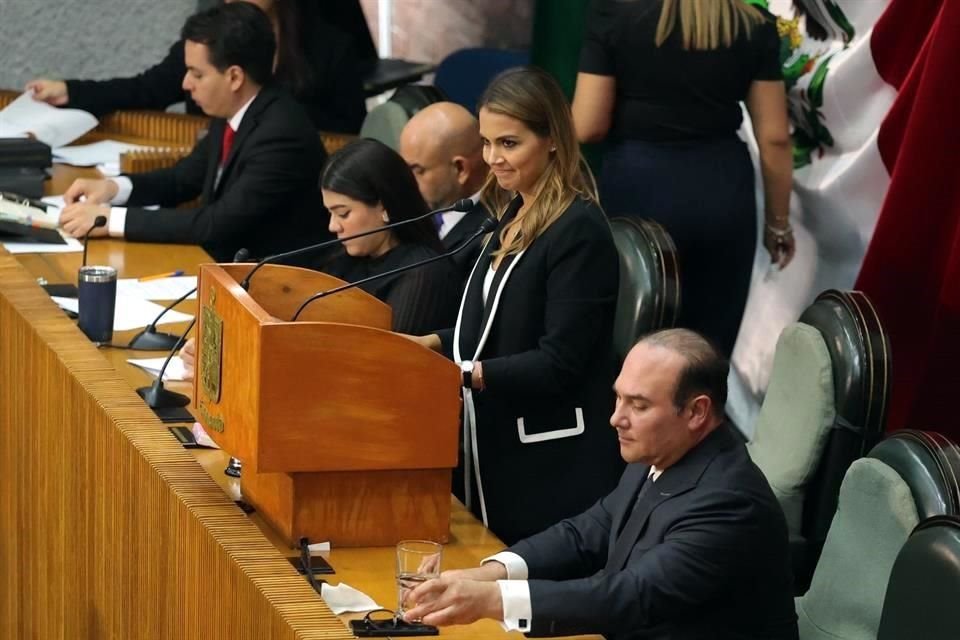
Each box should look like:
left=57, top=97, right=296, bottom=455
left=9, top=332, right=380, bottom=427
left=227, top=92, right=258, bottom=132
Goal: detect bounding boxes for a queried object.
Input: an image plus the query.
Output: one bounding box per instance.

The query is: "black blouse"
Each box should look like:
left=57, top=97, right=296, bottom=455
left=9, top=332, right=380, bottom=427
left=321, top=243, right=461, bottom=335
left=579, top=0, right=782, bottom=142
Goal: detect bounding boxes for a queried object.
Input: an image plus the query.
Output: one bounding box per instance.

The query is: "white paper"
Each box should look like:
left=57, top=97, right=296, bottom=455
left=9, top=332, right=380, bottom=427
left=319, top=583, right=383, bottom=615
left=51, top=294, right=193, bottom=331
left=96, top=162, right=121, bottom=177
left=0, top=92, right=97, bottom=148
left=3, top=230, right=82, bottom=254
left=191, top=422, right=219, bottom=449
left=127, top=356, right=189, bottom=381
left=117, top=276, right=197, bottom=301
left=53, top=140, right=152, bottom=168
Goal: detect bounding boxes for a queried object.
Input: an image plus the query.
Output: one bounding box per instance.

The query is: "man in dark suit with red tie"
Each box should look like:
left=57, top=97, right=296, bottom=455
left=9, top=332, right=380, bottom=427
left=402, top=328, right=799, bottom=640
left=58, top=3, right=328, bottom=262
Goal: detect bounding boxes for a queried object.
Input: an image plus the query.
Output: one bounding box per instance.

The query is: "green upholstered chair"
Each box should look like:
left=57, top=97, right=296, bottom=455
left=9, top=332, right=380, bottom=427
left=878, top=515, right=960, bottom=640
left=795, top=431, right=960, bottom=640
left=748, top=290, right=890, bottom=591
left=358, top=84, right=445, bottom=150
left=608, top=217, right=680, bottom=364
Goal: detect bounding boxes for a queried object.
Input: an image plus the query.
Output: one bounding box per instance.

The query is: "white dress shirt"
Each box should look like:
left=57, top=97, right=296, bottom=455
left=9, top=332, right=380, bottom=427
left=486, top=466, right=661, bottom=631
left=106, top=93, right=258, bottom=237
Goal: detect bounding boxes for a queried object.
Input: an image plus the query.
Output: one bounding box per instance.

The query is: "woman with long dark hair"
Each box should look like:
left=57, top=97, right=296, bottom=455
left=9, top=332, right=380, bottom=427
left=573, top=0, right=794, bottom=356
left=413, top=67, right=623, bottom=544
left=27, top=0, right=366, bottom=133
left=317, top=138, right=460, bottom=334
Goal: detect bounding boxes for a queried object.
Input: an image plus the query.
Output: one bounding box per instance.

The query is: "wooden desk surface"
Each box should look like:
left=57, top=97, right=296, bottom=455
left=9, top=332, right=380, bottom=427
left=2, top=164, right=551, bottom=639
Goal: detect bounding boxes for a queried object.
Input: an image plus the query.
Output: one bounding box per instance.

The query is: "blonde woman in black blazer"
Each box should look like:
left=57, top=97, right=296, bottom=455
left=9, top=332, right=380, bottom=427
left=415, top=67, right=623, bottom=544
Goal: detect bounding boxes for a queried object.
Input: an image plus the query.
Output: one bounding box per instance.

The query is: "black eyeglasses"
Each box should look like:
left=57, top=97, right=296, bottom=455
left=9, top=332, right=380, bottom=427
left=349, top=608, right=439, bottom=637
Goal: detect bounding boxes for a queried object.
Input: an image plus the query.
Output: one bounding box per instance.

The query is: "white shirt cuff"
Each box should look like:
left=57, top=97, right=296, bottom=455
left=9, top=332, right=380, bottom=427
left=482, top=552, right=528, bottom=580
left=108, top=207, right=127, bottom=237
left=110, top=176, right=133, bottom=205
left=497, top=580, right=532, bottom=633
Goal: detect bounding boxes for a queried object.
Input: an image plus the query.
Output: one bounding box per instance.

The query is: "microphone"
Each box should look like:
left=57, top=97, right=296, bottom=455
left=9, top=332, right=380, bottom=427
left=128, top=247, right=250, bottom=351
left=136, top=317, right=194, bottom=409
left=290, top=214, right=498, bottom=321
left=239, top=198, right=475, bottom=290
left=81, top=215, right=108, bottom=268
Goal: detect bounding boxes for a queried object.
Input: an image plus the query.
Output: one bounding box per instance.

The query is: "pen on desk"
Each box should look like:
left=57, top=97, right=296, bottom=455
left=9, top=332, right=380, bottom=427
left=139, top=270, right=184, bottom=282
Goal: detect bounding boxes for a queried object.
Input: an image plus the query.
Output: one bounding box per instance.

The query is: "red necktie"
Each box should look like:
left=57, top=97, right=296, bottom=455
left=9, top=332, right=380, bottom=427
left=220, top=124, right=235, bottom=166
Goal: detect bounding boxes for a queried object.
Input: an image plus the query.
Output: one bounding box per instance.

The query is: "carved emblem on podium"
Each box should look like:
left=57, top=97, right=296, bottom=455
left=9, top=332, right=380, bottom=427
left=200, top=287, right=224, bottom=404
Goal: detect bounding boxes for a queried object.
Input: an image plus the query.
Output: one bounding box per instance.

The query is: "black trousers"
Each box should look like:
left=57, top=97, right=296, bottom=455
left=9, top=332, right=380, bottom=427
left=599, top=136, right=757, bottom=356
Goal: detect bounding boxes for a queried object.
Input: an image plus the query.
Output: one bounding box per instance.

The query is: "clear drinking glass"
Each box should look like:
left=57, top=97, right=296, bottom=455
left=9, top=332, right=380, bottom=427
left=395, top=540, right=443, bottom=618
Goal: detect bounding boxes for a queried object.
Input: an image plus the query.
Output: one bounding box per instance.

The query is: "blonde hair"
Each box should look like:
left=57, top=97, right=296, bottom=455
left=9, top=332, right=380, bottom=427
left=655, top=0, right=765, bottom=50
left=477, top=66, right=598, bottom=259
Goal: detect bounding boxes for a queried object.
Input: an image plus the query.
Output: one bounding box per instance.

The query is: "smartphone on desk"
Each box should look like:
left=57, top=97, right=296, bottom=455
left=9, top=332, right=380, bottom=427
left=288, top=554, right=335, bottom=575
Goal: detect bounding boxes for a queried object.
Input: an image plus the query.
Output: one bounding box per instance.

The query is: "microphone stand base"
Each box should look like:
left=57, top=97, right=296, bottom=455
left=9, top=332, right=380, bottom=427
left=128, top=328, right=182, bottom=351
left=137, top=383, right=190, bottom=409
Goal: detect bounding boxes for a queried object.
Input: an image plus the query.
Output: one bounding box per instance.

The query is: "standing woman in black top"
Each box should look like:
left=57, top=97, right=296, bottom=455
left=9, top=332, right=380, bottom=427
left=26, top=0, right=367, bottom=133
left=573, top=0, right=794, bottom=356
left=319, top=139, right=460, bottom=335
left=413, top=67, right=623, bottom=545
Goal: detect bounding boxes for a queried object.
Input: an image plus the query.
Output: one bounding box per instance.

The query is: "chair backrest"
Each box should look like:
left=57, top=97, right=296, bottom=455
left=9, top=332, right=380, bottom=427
left=749, top=289, right=891, bottom=588
left=608, top=217, right=680, bottom=363
left=867, top=430, right=960, bottom=519
left=795, top=430, right=960, bottom=640
left=795, top=457, right=919, bottom=640
left=748, top=324, right=836, bottom=539
left=434, top=48, right=530, bottom=113
left=798, top=290, right=891, bottom=543
left=878, top=515, right=960, bottom=640
left=359, top=84, right=446, bottom=150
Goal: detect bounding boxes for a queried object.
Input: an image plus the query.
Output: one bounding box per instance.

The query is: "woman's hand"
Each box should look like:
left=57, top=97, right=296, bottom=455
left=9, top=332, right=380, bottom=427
left=399, top=333, right=442, bottom=352
left=180, top=337, right=196, bottom=381
left=763, top=221, right=795, bottom=270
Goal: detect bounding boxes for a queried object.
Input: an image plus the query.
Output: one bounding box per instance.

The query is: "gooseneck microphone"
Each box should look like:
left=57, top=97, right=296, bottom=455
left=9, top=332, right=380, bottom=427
left=81, top=215, right=108, bottom=268
left=137, top=317, right=194, bottom=409
left=290, top=214, right=498, bottom=321
left=239, top=198, right=476, bottom=290
left=128, top=248, right=250, bottom=351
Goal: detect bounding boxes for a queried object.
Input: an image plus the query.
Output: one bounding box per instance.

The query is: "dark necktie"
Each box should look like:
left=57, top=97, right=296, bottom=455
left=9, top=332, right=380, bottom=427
left=220, top=124, right=235, bottom=166
left=605, top=473, right=656, bottom=572
left=433, top=212, right=445, bottom=234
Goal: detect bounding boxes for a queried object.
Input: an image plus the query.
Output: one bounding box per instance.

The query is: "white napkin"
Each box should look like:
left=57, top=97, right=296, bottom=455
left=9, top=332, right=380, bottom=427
left=320, top=582, right=383, bottom=614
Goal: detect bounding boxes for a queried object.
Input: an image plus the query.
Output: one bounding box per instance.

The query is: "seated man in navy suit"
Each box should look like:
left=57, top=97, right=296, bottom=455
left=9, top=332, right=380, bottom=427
left=58, top=2, right=328, bottom=262
left=399, top=102, right=490, bottom=289
left=403, top=328, right=799, bottom=640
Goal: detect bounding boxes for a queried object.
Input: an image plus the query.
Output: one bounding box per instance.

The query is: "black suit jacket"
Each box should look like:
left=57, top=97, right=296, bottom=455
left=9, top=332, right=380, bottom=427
left=66, top=18, right=366, bottom=133
left=123, top=86, right=329, bottom=262
left=437, top=196, right=624, bottom=545
left=511, top=424, right=799, bottom=640
left=440, top=201, right=489, bottom=290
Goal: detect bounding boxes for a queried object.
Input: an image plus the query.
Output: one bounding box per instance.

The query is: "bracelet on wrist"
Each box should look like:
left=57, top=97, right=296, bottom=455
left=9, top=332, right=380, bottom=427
left=765, top=222, right=793, bottom=238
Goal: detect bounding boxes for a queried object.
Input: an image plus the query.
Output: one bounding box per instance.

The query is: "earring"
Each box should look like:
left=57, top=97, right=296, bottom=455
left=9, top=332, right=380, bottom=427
left=382, top=212, right=390, bottom=223
left=550, top=147, right=557, bottom=153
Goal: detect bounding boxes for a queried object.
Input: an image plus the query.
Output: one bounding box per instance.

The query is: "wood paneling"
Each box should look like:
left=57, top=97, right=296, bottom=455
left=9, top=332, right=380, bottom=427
left=0, top=252, right=352, bottom=639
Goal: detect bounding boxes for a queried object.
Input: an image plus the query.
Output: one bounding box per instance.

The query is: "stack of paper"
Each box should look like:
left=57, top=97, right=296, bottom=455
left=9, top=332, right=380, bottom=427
left=0, top=92, right=97, bottom=148
left=50, top=295, right=192, bottom=332
left=53, top=139, right=153, bottom=169
left=127, top=356, right=189, bottom=382
left=116, top=276, right=198, bottom=301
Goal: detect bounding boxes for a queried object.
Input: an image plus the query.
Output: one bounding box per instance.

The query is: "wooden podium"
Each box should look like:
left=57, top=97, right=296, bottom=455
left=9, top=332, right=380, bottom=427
left=193, top=263, right=461, bottom=547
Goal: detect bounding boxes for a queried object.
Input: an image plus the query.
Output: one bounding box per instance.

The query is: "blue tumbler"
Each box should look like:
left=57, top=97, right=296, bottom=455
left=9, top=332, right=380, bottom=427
left=78, top=265, right=117, bottom=343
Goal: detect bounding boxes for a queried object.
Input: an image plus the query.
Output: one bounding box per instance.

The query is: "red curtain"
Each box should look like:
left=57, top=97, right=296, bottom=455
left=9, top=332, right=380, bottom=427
left=858, top=0, right=960, bottom=434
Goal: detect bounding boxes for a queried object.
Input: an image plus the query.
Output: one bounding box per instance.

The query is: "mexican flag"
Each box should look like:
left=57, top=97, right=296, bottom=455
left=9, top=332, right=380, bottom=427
left=731, top=0, right=960, bottom=437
